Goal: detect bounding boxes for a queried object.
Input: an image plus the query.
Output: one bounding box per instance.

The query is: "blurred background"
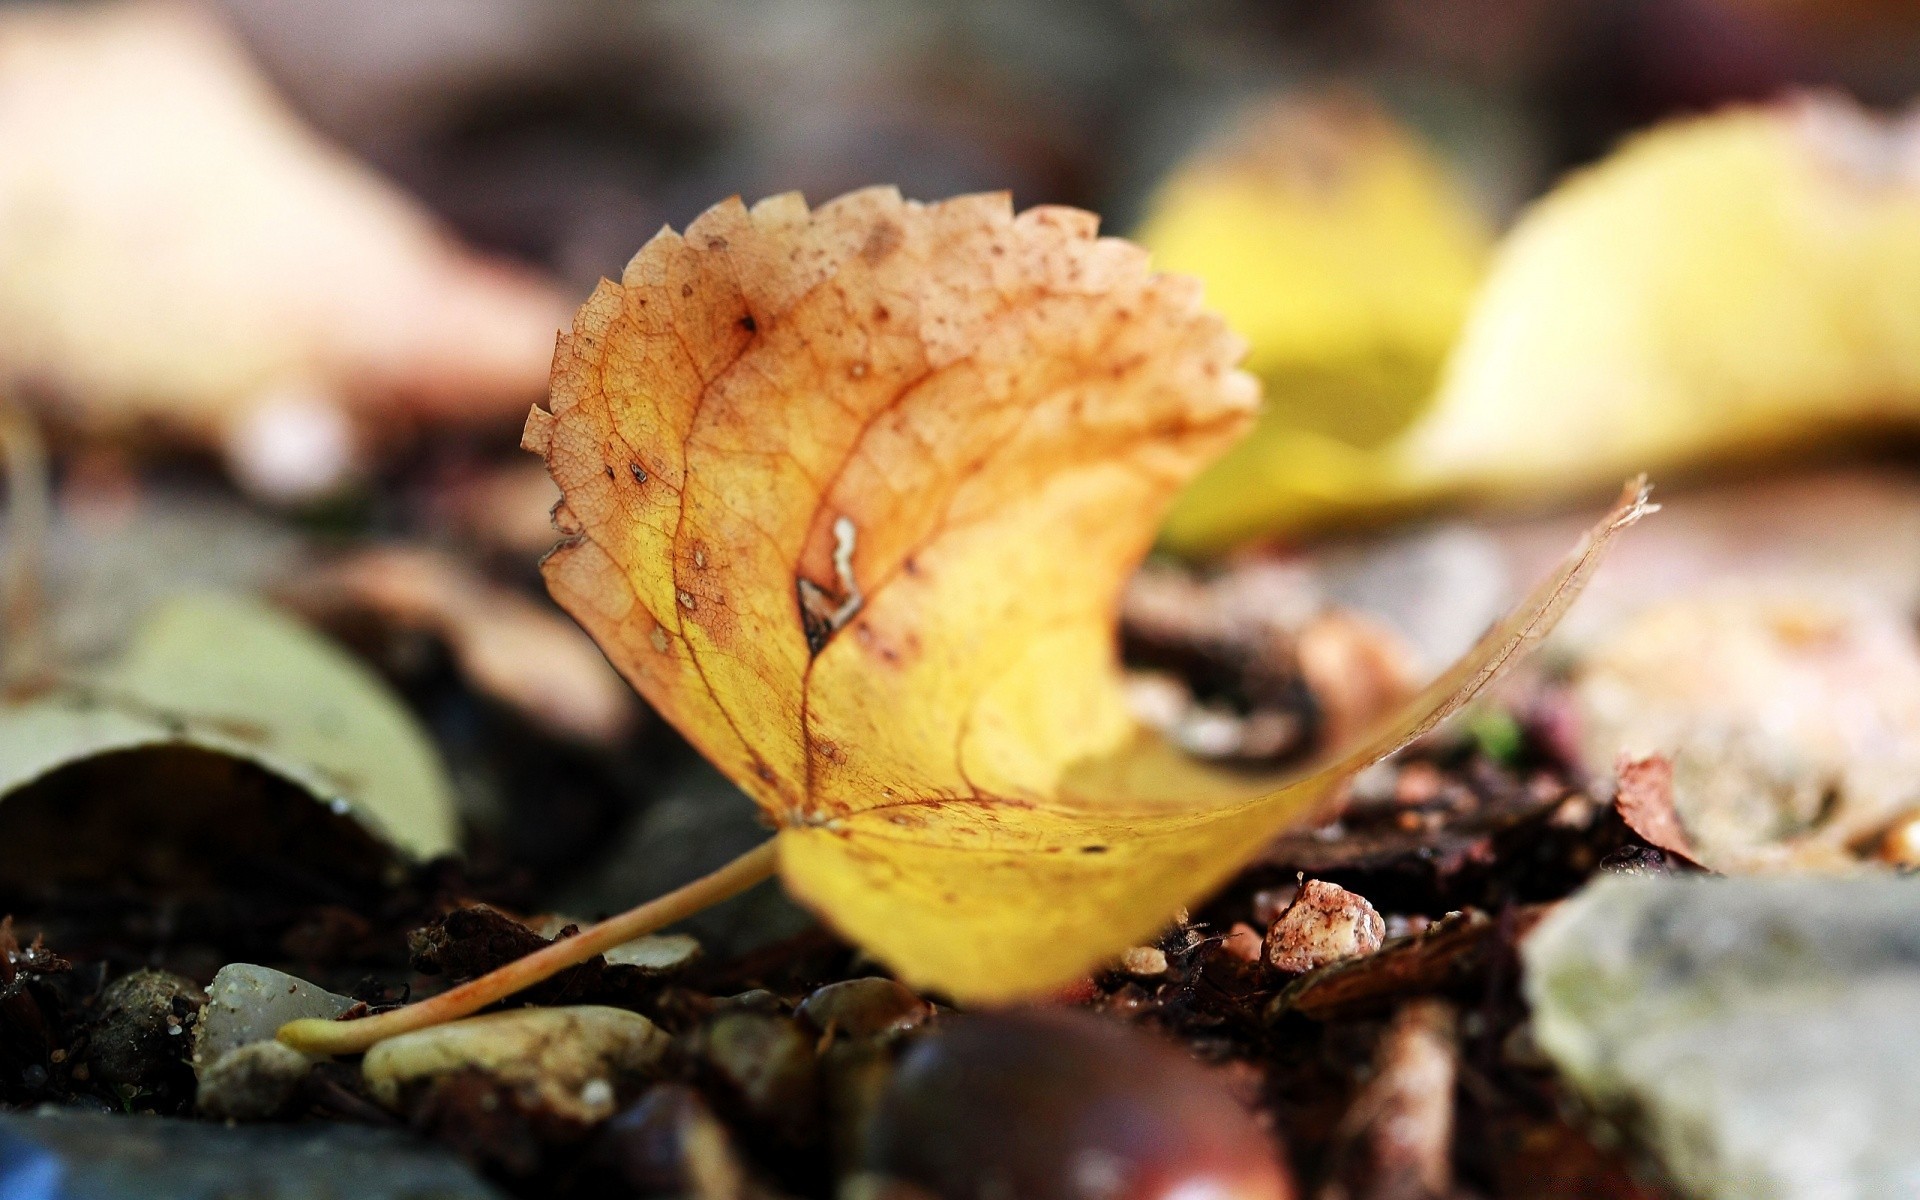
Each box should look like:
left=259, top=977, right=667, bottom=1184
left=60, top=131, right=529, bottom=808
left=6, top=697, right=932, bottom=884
left=203, top=0, right=1920, bottom=279
left=7, top=4, right=1920, bottom=1194
left=2, top=0, right=1920, bottom=928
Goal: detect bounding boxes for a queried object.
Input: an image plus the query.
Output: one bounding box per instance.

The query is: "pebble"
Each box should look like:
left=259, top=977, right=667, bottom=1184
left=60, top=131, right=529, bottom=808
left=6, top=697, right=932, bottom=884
left=195, top=1040, right=316, bottom=1121
left=1220, top=923, right=1266, bottom=964
left=525, top=916, right=703, bottom=976
left=1119, top=946, right=1169, bottom=978
left=591, top=1084, right=750, bottom=1198
left=697, top=1011, right=820, bottom=1146
left=859, top=1008, right=1295, bottom=1200
left=1264, top=880, right=1384, bottom=974
left=86, top=969, right=205, bottom=1090
left=797, top=978, right=931, bottom=1039
left=1525, top=875, right=1920, bottom=1200
left=362, top=1005, right=668, bottom=1124
left=192, top=963, right=354, bottom=1072
left=0, top=1109, right=505, bottom=1198
left=602, top=933, right=702, bottom=974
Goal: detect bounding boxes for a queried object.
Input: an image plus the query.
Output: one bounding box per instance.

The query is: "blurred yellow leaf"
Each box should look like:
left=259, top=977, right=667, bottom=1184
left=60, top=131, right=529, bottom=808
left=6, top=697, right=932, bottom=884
left=1139, top=95, right=1493, bottom=552
left=1399, top=95, right=1920, bottom=499
left=524, top=187, right=1645, bottom=1002
left=1155, top=95, right=1920, bottom=553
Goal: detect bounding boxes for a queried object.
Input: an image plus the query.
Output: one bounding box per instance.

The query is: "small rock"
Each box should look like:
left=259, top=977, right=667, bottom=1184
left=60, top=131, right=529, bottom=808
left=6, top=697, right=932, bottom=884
left=715, top=989, right=785, bottom=1015
left=796, top=978, right=931, bottom=1040
left=196, top=1039, right=315, bottom=1121
left=861, top=1009, right=1294, bottom=1200
left=0, top=1110, right=506, bottom=1198
left=1220, top=923, right=1265, bottom=964
left=603, top=933, right=702, bottom=974
left=192, top=964, right=353, bottom=1072
left=363, top=1005, right=668, bottom=1124
left=697, top=1011, right=820, bottom=1146
left=591, top=1083, right=751, bottom=1198
left=1524, top=875, right=1920, bottom=1200
left=526, top=915, right=703, bottom=976
left=1119, top=946, right=1169, bottom=978
left=1264, top=880, right=1384, bottom=974
left=86, top=969, right=205, bottom=1091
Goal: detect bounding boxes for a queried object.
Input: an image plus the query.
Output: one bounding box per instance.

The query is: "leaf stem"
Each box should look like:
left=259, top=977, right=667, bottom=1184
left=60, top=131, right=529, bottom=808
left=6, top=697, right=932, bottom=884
left=0, top=393, right=49, bottom=691
left=278, top=837, right=780, bottom=1056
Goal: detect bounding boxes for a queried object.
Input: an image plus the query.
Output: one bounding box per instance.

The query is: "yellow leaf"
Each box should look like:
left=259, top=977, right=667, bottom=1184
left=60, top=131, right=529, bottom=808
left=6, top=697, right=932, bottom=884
left=1139, top=95, right=1493, bottom=552
left=1397, top=96, right=1920, bottom=498
left=524, top=188, right=1646, bottom=1003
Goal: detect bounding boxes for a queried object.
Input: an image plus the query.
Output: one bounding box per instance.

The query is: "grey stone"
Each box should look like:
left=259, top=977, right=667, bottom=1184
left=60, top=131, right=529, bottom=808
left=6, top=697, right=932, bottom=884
left=1523, top=875, right=1920, bottom=1200
left=0, top=1110, right=504, bottom=1199
left=195, top=1040, right=315, bottom=1121
left=193, top=964, right=354, bottom=1072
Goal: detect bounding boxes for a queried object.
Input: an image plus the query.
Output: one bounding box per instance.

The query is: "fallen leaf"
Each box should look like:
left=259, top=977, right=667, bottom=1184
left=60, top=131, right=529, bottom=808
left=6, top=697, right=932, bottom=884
left=1397, top=94, right=1920, bottom=501
left=1156, top=95, right=1920, bottom=551
left=1140, top=94, right=1493, bottom=553
left=525, top=187, right=1647, bottom=1003
left=0, top=1, right=570, bottom=497
left=1611, top=754, right=1703, bottom=867
left=293, top=546, right=640, bottom=745
left=0, top=592, right=457, bottom=870
left=1574, top=592, right=1920, bottom=872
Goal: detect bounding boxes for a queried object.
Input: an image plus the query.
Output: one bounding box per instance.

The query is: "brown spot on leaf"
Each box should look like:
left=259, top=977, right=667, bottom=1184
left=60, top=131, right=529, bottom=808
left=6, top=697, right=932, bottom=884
left=860, top=220, right=904, bottom=264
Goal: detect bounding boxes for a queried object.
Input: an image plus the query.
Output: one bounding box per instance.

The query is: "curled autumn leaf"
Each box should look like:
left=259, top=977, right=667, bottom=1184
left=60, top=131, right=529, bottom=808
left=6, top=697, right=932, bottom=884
left=521, top=187, right=1649, bottom=1002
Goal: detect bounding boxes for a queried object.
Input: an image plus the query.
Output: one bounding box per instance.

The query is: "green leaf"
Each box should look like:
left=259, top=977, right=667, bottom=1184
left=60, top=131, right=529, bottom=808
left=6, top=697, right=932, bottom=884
left=0, top=592, right=457, bottom=861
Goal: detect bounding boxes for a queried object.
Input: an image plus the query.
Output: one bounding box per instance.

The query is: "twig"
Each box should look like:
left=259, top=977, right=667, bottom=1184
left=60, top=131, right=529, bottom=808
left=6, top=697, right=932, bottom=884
left=0, top=392, right=50, bottom=690
left=279, top=838, right=780, bottom=1056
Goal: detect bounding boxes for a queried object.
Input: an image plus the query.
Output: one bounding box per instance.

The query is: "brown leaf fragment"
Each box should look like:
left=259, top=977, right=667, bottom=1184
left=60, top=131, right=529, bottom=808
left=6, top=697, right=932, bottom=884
left=1612, top=753, right=1703, bottom=867
left=1318, top=999, right=1458, bottom=1200
left=293, top=546, right=640, bottom=745
left=1266, top=880, right=1385, bottom=975
left=407, top=906, right=664, bottom=1009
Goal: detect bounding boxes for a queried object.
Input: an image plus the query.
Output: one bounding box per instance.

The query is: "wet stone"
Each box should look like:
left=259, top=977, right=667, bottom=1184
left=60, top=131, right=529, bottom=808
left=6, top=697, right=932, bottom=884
left=86, top=969, right=204, bottom=1092
left=796, top=978, right=930, bottom=1040
left=1525, top=875, right=1920, bottom=1200
left=192, top=963, right=353, bottom=1071
left=0, top=1109, right=505, bottom=1199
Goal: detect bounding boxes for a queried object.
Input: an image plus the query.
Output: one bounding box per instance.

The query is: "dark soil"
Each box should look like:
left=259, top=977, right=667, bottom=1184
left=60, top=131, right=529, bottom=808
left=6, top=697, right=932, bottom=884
left=0, top=566, right=1691, bottom=1200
